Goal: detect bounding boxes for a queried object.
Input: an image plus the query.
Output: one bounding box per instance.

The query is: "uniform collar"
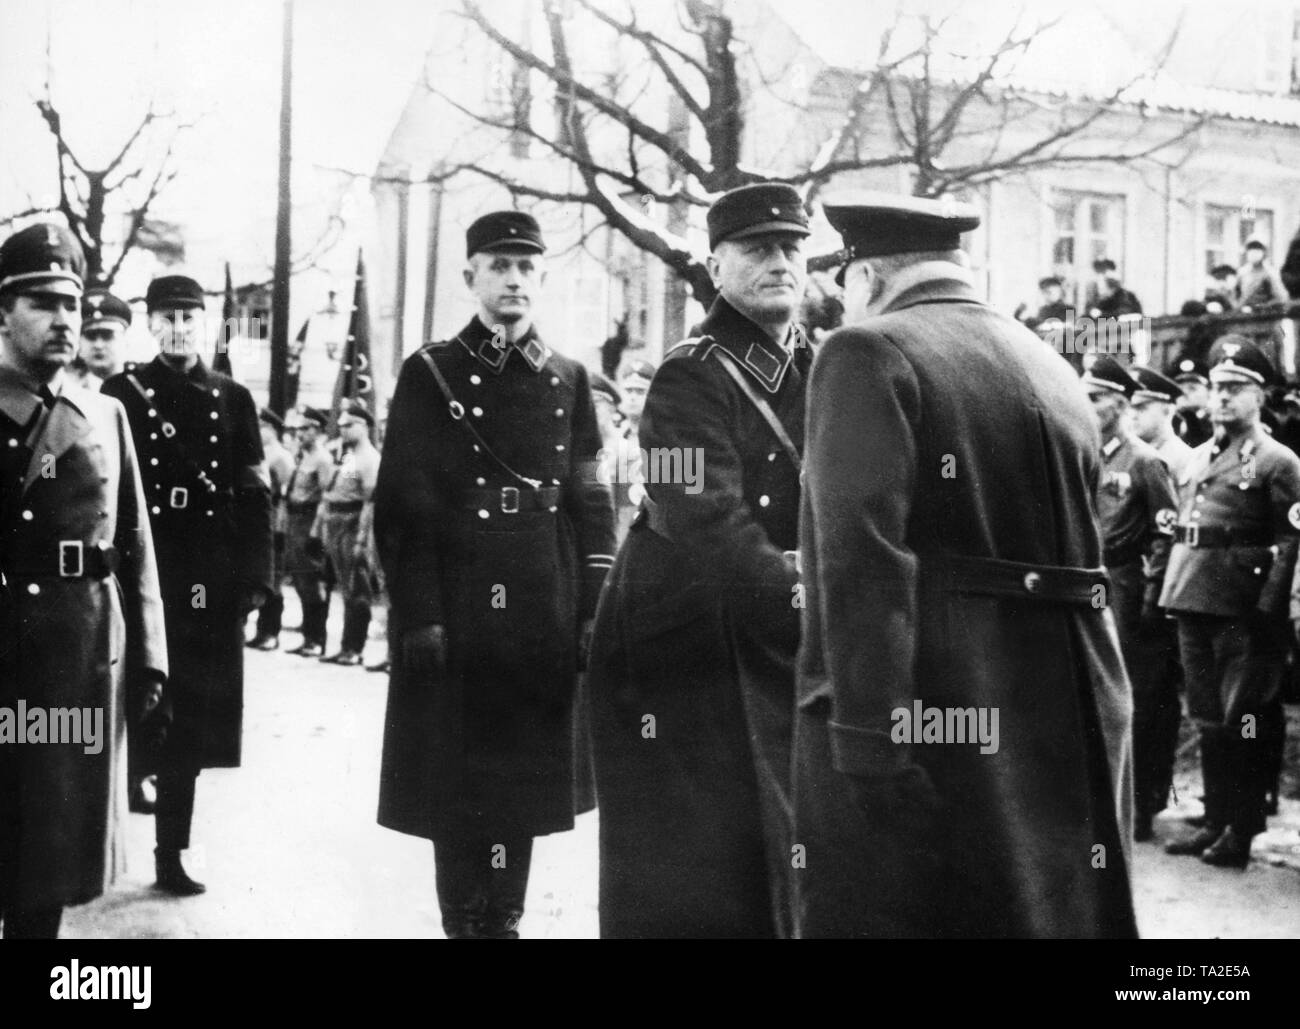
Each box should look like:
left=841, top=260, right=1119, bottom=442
left=1101, top=434, right=1125, bottom=458
left=880, top=261, right=977, bottom=315
left=455, top=316, right=550, bottom=374
left=698, top=296, right=797, bottom=394
left=146, top=353, right=212, bottom=386
left=0, top=364, right=82, bottom=425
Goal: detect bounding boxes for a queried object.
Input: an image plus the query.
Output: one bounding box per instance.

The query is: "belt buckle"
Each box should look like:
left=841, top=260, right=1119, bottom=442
left=170, top=486, right=189, bottom=509
left=500, top=486, right=520, bottom=514
left=58, top=540, right=84, bottom=578
left=1185, top=523, right=1199, bottom=548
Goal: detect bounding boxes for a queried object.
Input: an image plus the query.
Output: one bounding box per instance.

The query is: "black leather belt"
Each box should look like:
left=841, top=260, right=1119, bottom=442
left=462, top=486, right=560, bottom=514
left=1103, top=539, right=1144, bottom=567
left=323, top=500, right=364, bottom=514
left=286, top=500, right=318, bottom=514
left=923, top=553, right=1110, bottom=607
left=1173, top=524, right=1273, bottom=548
left=2, top=540, right=120, bottom=581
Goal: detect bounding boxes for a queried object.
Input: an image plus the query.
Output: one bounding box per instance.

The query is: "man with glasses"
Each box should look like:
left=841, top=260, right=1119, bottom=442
left=1159, top=337, right=1300, bottom=868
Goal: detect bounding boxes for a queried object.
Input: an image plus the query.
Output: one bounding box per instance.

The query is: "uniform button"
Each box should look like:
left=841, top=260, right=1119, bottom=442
left=210, top=435, right=218, bottom=443
left=555, top=444, right=565, bottom=452
left=472, top=407, right=483, bottom=417
left=153, top=483, right=161, bottom=490
left=758, top=495, right=770, bottom=507
left=212, top=389, right=220, bottom=397
left=767, top=452, right=776, bottom=462
left=1239, top=482, right=1250, bottom=491
left=552, top=478, right=560, bottom=485
left=151, top=458, right=159, bottom=466
left=211, top=460, right=219, bottom=468
left=7, top=438, right=17, bottom=448
left=550, top=376, right=560, bottom=386
left=477, top=509, right=489, bottom=520
left=150, top=433, right=158, bottom=441
left=1023, top=571, right=1042, bottom=593
left=145, top=388, right=155, bottom=398
left=548, top=505, right=558, bottom=512
left=472, top=444, right=481, bottom=453
left=206, top=510, right=214, bottom=517
left=1254, top=567, right=1262, bottom=574
left=148, top=408, right=157, bottom=418
left=555, top=408, right=564, bottom=417
left=1191, top=511, right=1200, bottom=519
left=476, top=477, right=486, bottom=486
left=210, top=411, right=219, bottom=420
left=470, top=374, right=482, bottom=385
left=27, top=583, right=40, bottom=596
left=20, top=509, right=32, bottom=521
left=151, top=506, right=160, bottom=514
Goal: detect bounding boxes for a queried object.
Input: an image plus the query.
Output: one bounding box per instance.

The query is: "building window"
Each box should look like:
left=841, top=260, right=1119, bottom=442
left=1205, top=203, right=1275, bottom=271
left=1051, top=191, right=1126, bottom=305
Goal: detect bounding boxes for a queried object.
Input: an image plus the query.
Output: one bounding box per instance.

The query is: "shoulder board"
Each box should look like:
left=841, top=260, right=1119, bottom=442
left=663, top=334, right=716, bottom=362
left=421, top=338, right=455, bottom=352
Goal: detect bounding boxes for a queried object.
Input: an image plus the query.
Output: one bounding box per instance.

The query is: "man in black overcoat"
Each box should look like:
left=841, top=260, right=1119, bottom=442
left=588, top=183, right=810, bottom=938
left=375, top=212, right=615, bottom=939
left=102, top=275, right=272, bottom=896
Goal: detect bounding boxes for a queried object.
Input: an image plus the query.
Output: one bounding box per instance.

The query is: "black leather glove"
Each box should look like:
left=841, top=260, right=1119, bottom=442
left=133, top=670, right=172, bottom=754
left=403, top=623, right=447, bottom=680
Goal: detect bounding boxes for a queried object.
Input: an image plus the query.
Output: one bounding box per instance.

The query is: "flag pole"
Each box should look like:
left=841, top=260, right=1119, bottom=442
left=268, top=0, right=294, bottom=416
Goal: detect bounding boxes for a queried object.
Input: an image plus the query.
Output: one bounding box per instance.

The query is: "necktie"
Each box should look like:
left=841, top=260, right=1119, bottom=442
left=39, top=386, right=56, bottom=409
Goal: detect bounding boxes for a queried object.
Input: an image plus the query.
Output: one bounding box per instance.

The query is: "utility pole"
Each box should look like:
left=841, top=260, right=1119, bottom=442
left=269, top=0, right=294, bottom=416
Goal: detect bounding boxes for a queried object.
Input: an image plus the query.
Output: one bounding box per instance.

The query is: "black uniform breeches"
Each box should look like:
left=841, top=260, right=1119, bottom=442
left=1175, top=613, right=1282, bottom=836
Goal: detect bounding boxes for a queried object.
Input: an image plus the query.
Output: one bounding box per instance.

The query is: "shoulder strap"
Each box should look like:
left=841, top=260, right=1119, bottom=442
left=417, top=349, right=542, bottom=489
left=707, top=346, right=802, bottom=473
left=124, top=373, right=220, bottom=496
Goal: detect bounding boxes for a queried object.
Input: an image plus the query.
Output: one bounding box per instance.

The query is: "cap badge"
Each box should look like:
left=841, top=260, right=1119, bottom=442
left=45, top=225, right=60, bottom=248
left=1180, top=359, right=1194, bottom=372
left=1155, top=508, right=1176, bottom=535
left=1222, top=342, right=1241, bottom=357
left=1289, top=503, right=1300, bottom=530
left=770, top=206, right=781, bottom=216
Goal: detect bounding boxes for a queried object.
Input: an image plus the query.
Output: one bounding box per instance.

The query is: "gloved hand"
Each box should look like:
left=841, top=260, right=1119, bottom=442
left=403, top=623, right=447, bottom=680
left=577, top=618, right=596, bottom=671
left=133, top=670, right=171, bottom=754
left=845, top=764, right=943, bottom=828
left=1139, top=588, right=1166, bottom=632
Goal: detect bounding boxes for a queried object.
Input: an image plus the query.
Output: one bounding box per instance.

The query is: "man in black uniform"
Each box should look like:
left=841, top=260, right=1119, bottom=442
left=102, top=275, right=273, bottom=895
left=1172, top=357, right=1214, bottom=448
left=1160, top=339, right=1300, bottom=867
left=589, top=183, right=810, bottom=938
left=1083, top=358, right=1179, bottom=840
left=375, top=212, right=614, bottom=939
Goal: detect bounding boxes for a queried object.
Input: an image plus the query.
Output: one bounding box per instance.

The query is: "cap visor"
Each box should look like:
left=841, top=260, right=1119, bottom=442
left=724, top=221, right=811, bottom=243
left=476, top=239, right=545, bottom=255
left=3, top=276, right=82, bottom=299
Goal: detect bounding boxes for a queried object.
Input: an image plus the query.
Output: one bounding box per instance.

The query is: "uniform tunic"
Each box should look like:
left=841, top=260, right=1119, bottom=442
left=0, top=370, right=167, bottom=908
left=588, top=296, right=807, bottom=939
left=1159, top=425, right=1300, bottom=834
left=795, top=265, right=1137, bottom=938
left=1097, top=432, right=1176, bottom=654
left=375, top=316, right=615, bottom=840
left=313, top=440, right=380, bottom=604
left=102, top=356, right=272, bottom=770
